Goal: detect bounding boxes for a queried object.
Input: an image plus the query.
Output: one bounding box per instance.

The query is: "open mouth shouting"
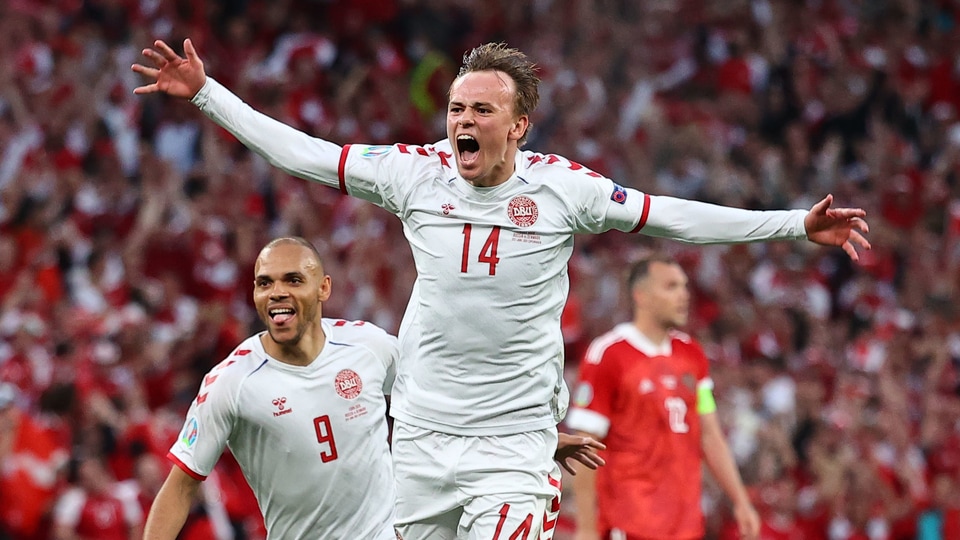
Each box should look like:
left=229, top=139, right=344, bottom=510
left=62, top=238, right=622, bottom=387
left=456, top=134, right=480, bottom=167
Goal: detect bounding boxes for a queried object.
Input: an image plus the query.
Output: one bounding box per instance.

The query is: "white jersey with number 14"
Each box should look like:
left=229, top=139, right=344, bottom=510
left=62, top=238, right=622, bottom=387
left=192, top=78, right=809, bottom=437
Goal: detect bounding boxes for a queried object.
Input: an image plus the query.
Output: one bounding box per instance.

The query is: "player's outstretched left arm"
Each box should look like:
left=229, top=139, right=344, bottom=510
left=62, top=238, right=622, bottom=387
left=803, top=194, right=871, bottom=261
left=555, top=432, right=605, bottom=475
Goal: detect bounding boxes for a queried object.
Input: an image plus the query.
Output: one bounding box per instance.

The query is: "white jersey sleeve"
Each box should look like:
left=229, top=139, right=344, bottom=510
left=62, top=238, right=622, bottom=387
left=191, top=78, right=343, bottom=190
left=168, top=355, right=244, bottom=479
left=536, top=157, right=647, bottom=234
left=337, top=142, right=453, bottom=214
left=642, top=195, right=809, bottom=243
left=191, top=78, right=448, bottom=219
left=539, top=153, right=808, bottom=241
left=381, top=337, right=398, bottom=396
left=336, top=318, right=399, bottom=396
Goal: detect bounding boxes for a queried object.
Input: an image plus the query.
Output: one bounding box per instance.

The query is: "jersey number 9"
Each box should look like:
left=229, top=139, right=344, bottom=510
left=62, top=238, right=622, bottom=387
left=313, top=415, right=339, bottom=462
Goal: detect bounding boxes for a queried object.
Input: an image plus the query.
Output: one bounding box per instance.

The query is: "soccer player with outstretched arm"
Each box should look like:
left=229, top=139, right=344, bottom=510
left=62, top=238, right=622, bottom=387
left=133, top=39, right=869, bottom=540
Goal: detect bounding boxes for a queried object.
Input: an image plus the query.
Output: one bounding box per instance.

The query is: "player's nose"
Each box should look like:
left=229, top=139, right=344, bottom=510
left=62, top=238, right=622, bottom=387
left=268, top=283, right=290, bottom=298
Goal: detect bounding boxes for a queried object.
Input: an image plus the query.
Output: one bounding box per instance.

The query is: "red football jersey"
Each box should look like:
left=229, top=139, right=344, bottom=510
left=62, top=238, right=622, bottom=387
left=53, top=489, right=137, bottom=540
left=566, top=323, right=712, bottom=539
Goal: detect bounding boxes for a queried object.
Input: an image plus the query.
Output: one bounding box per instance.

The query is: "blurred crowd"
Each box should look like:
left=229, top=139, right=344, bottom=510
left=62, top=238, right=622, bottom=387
left=0, top=0, right=958, bottom=539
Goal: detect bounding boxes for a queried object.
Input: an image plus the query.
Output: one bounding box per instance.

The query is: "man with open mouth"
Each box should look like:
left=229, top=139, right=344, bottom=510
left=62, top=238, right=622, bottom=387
left=146, top=237, right=401, bottom=539
left=133, top=39, right=870, bottom=540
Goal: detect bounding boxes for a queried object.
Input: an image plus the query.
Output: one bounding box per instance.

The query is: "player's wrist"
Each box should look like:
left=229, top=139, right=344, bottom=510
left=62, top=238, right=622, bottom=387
left=733, top=498, right=757, bottom=514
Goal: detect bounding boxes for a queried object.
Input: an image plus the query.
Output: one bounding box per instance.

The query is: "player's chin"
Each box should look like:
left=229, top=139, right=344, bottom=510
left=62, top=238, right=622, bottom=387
left=266, top=327, right=299, bottom=344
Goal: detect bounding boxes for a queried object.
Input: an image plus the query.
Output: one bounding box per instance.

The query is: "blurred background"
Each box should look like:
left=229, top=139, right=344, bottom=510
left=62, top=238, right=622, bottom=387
left=0, top=0, right=958, bottom=539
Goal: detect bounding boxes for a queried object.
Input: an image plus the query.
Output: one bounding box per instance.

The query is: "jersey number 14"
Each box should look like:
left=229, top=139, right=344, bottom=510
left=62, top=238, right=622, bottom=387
left=461, top=224, right=501, bottom=276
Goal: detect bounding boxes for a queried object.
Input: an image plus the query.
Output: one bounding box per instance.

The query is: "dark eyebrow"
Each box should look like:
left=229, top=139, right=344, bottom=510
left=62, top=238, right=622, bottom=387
left=449, top=99, right=495, bottom=109
left=255, top=271, right=306, bottom=282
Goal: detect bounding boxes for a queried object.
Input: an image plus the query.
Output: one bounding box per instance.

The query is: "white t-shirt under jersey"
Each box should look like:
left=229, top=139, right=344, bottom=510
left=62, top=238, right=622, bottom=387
left=168, top=318, right=398, bottom=540
left=192, top=78, right=807, bottom=436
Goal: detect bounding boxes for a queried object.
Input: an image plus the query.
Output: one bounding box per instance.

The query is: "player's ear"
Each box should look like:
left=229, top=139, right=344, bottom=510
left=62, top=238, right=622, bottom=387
left=318, top=275, right=332, bottom=302
left=509, top=115, right=529, bottom=142
left=630, top=284, right=646, bottom=309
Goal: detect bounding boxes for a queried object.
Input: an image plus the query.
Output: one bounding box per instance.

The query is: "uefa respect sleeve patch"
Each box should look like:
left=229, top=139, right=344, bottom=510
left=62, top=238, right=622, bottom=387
left=359, top=145, right=393, bottom=157
left=573, top=382, right=594, bottom=407
left=180, top=417, right=199, bottom=448
left=610, top=184, right=627, bottom=204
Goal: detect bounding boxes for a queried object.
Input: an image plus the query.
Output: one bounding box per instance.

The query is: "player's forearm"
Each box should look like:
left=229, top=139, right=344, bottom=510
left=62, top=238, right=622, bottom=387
left=190, top=77, right=343, bottom=189
left=642, top=195, right=808, bottom=244
left=571, top=441, right=600, bottom=533
left=143, top=470, right=201, bottom=540
left=701, top=416, right=752, bottom=508
left=703, top=443, right=752, bottom=507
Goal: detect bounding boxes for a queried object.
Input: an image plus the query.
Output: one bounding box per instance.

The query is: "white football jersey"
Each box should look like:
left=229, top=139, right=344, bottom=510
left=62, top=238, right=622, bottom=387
left=193, top=78, right=807, bottom=436
left=169, top=318, right=399, bottom=540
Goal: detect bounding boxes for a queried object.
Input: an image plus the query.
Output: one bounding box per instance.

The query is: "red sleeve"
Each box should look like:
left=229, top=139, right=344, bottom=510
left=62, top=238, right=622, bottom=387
left=687, top=339, right=711, bottom=384
left=570, top=340, right=623, bottom=427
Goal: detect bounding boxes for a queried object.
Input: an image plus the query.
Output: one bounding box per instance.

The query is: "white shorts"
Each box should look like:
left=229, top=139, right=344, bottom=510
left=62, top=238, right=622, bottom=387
left=392, top=421, right=562, bottom=540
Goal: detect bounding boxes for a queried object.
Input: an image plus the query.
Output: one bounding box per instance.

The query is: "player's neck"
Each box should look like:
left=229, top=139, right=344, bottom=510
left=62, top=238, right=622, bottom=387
left=463, top=147, right=517, bottom=188
left=632, top=318, right=670, bottom=346
left=261, top=327, right=326, bottom=366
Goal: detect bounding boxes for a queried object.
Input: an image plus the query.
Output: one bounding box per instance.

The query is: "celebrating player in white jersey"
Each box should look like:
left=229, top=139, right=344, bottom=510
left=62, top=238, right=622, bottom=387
left=133, top=40, right=870, bottom=540
left=144, top=237, right=400, bottom=540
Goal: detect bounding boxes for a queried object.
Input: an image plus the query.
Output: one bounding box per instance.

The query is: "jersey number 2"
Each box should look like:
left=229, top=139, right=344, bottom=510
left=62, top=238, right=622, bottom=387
left=664, top=397, right=690, bottom=434
left=313, top=415, right=338, bottom=462
left=461, top=224, right=501, bottom=275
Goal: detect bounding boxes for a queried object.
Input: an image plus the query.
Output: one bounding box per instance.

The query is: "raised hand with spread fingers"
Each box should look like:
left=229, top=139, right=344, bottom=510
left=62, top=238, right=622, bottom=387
left=131, top=39, right=207, bottom=99
left=803, top=194, right=871, bottom=261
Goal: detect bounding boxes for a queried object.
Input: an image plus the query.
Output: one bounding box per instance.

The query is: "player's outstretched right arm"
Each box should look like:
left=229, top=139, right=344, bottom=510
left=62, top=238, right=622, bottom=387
left=143, top=466, right=201, bottom=540
left=132, top=38, right=344, bottom=189
left=132, top=39, right=206, bottom=99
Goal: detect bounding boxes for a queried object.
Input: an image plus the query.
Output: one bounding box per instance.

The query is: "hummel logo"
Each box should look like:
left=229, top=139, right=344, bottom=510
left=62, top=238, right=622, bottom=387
left=272, top=397, right=293, bottom=417
left=442, top=203, right=455, bottom=215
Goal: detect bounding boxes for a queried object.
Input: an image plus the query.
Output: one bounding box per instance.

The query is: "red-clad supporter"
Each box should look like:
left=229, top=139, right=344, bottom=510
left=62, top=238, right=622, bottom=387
left=114, top=452, right=234, bottom=540
left=0, top=383, right=69, bottom=540
left=715, top=34, right=754, bottom=97
left=51, top=454, right=143, bottom=540
left=109, top=409, right=182, bottom=482
left=115, top=453, right=166, bottom=519
left=0, top=234, right=21, bottom=301
left=916, top=472, right=960, bottom=540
